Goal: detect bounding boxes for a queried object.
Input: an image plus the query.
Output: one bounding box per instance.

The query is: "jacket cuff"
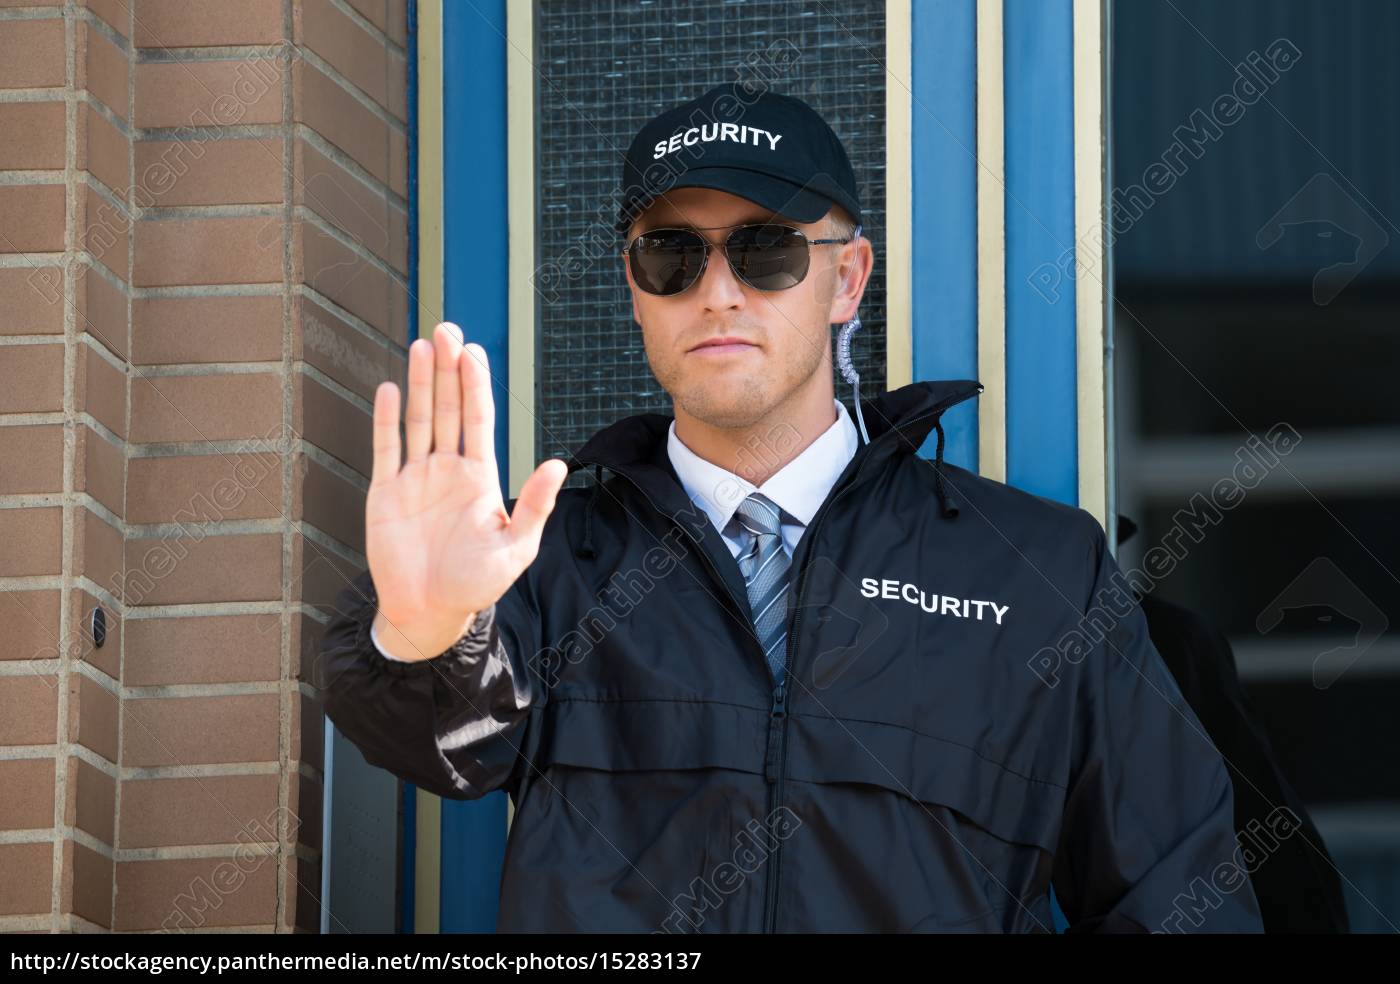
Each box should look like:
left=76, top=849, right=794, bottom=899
left=352, top=577, right=498, bottom=675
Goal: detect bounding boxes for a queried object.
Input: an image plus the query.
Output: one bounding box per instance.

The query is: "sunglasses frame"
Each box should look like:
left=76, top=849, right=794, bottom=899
left=623, top=221, right=861, bottom=296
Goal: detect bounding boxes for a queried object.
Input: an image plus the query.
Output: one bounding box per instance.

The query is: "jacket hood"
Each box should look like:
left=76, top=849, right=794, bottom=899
left=562, top=378, right=983, bottom=559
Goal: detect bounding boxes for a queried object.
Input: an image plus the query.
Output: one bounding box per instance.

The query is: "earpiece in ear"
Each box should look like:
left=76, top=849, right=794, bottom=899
left=836, top=316, right=871, bottom=445
left=835, top=316, right=861, bottom=386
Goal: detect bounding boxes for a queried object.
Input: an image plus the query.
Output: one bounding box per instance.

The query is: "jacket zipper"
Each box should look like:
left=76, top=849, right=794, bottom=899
left=583, top=456, right=874, bottom=933
left=760, top=467, right=870, bottom=933
left=588, top=470, right=812, bottom=929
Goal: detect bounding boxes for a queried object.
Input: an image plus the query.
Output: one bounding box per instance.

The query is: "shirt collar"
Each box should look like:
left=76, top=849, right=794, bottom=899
left=666, top=398, right=859, bottom=534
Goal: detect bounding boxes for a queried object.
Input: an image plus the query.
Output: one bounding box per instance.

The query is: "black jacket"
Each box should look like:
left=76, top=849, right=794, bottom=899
left=320, top=379, right=1264, bottom=933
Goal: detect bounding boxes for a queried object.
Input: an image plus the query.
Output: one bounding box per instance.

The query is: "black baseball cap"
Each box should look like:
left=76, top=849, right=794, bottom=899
left=615, top=84, right=863, bottom=236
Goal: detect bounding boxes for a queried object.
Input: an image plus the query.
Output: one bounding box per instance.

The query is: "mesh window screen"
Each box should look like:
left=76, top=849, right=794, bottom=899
left=533, top=0, right=888, bottom=486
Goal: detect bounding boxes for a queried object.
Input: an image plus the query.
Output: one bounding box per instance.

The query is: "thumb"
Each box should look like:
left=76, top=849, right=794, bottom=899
left=505, top=458, right=569, bottom=560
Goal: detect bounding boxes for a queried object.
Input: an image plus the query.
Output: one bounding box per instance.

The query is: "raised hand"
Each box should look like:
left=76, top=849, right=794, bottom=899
left=367, top=323, right=569, bottom=660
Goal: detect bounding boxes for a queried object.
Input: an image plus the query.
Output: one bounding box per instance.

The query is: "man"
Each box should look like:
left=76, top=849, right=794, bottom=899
left=321, top=84, right=1264, bottom=933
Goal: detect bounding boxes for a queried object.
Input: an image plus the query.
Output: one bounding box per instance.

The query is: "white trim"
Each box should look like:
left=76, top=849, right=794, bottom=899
left=975, top=0, right=1006, bottom=482
left=507, top=0, right=535, bottom=501
left=885, top=0, right=912, bottom=389
left=1073, top=0, right=1108, bottom=527
left=504, top=0, right=535, bottom=833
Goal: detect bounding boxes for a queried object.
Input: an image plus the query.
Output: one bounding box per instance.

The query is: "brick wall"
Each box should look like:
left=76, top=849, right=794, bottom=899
left=0, top=0, right=409, bottom=933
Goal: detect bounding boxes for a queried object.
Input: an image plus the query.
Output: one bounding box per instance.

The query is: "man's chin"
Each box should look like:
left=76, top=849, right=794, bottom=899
left=676, top=391, right=772, bottom=430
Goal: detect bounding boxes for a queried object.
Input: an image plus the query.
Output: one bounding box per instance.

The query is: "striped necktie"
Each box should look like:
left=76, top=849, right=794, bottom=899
left=734, top=492, right=791, bottom=687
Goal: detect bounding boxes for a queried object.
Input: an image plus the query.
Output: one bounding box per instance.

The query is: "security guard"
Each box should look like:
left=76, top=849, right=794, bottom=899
left=321, top=85, right=1264, bottom=933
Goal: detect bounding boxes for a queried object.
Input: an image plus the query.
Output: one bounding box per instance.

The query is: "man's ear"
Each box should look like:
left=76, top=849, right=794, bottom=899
left=827, top=237, right=874, bottom=325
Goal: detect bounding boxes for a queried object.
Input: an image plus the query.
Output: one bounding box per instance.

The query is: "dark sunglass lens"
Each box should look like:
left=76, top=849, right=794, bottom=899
left=726, top=224, right=810, bottom=290
left=629, top=230, right=707, bottom=295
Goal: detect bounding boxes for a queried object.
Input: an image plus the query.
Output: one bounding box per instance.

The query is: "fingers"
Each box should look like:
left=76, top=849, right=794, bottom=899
left=397, top=326, right=495, bottom=470
left=506, top=458, right=569, bottom=561
left=459, top=341, right=497, bottom=467
left=371, top=381, right=401, bottom=485
left=432, top=323, right=464, bottom=454
left=404, top=337, right=434, bottom=462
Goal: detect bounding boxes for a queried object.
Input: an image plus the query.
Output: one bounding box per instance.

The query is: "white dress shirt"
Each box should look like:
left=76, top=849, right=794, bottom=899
left=666, top=397, right=859, bottom=562
left=375, top=399, right=859, bottom=660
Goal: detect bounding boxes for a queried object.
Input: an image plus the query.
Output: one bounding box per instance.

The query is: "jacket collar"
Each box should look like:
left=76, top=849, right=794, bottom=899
left=565, top=378, right=984, bottom=478
left=562, top=378, right=983, bottom=570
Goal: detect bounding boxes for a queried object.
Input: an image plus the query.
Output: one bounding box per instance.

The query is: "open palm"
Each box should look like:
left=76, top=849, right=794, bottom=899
left=366, top=323, right=568, bottom=659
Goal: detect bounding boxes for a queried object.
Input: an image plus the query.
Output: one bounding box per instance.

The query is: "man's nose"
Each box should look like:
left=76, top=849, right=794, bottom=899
left=694, top=242, right=746, bottom=313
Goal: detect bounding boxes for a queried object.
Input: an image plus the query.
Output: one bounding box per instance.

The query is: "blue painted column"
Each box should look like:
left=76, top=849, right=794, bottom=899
left=1003, top=0, right=1079, bottom=505
left=438, top=0, right=511, bottom=933
left=911, top=0, right=979, bottom=470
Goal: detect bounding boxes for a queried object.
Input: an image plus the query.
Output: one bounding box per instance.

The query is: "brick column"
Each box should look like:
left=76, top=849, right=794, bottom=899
left=0, top=0, right=409, bottom=934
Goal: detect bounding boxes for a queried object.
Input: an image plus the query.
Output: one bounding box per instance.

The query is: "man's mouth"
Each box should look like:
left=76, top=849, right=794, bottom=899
left=689, top=336, right=759, bottom=354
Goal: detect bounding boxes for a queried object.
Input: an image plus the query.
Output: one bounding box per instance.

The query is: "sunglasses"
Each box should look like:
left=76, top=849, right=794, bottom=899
left=623, top=222, right=861, bottom=297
